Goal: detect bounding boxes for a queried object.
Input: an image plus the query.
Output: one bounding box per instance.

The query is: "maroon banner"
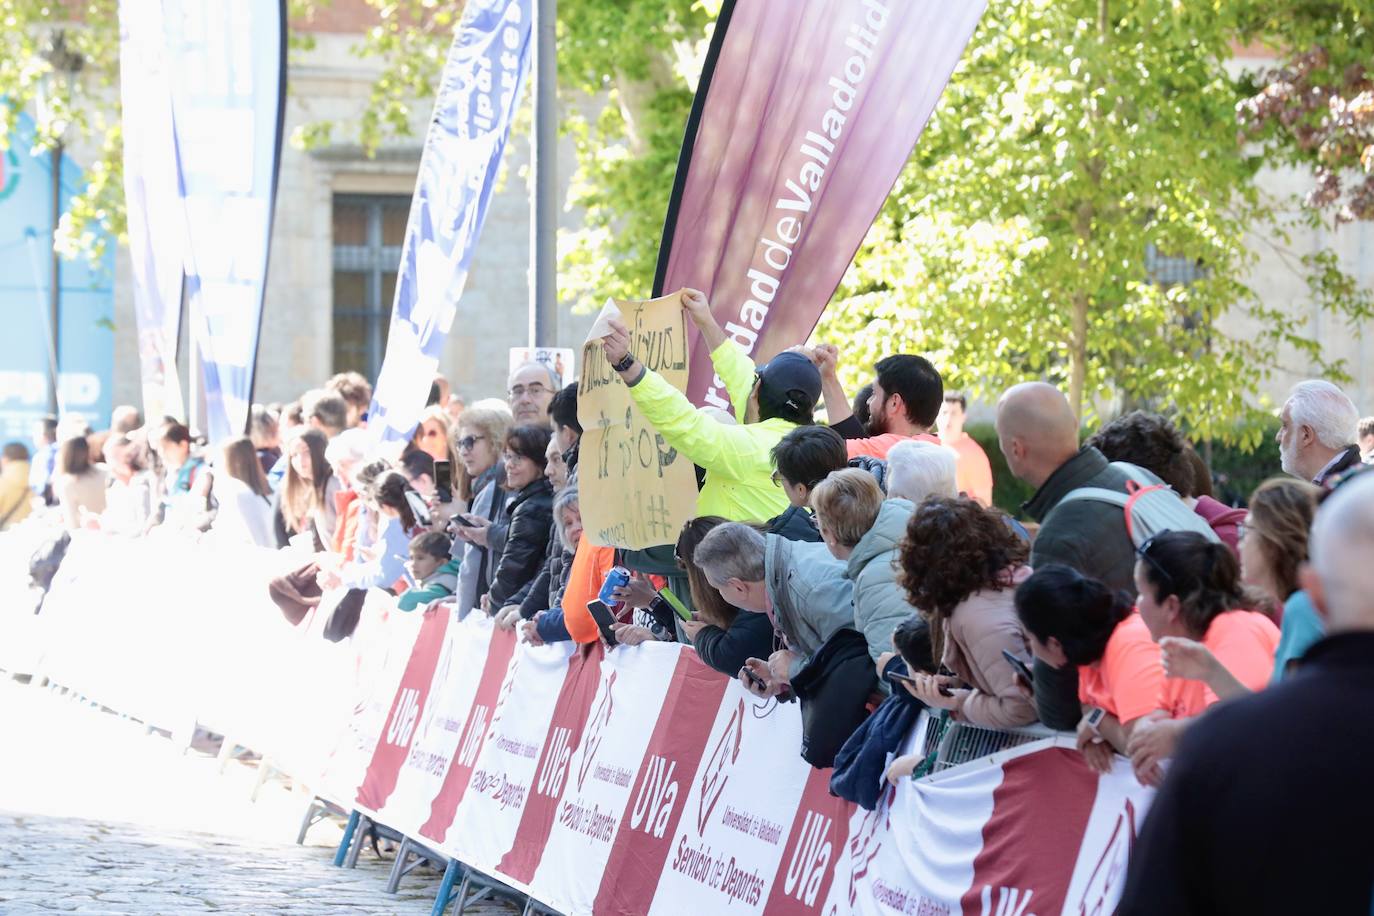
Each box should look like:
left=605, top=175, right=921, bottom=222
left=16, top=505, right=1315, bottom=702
left=417, top=628, right=518, bottom=842
left=592, top=650, right=732, bottom=914
left=355, top=606, right=451, bottom=812
left=654, top=0, right=987, bottom=408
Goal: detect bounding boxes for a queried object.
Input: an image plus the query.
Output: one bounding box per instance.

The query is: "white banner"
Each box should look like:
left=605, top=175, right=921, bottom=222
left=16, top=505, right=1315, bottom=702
left=15, top=532, right=1154, bottom=916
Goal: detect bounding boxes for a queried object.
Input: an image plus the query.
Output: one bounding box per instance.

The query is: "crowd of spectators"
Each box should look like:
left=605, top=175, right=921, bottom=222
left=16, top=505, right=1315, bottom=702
left=5, top=288, right=1374, bottom=913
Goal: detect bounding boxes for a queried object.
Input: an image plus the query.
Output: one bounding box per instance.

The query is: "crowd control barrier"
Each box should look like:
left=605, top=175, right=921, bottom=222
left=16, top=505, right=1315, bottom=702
left=0, top=528, right=1153, bottom=915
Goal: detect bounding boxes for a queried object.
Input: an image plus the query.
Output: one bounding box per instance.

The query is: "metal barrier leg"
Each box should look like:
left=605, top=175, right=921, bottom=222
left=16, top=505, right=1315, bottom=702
left=344, top=815, right=371, bottom=869
left=385, top=836, right=414, bottom=893
left=295, top=797, right=325, bottom=846
left=431, top=858, right=461, bottom=916
left=452, top=871, right=475, bottom=916
left=333, top=811, right=360, bottom=867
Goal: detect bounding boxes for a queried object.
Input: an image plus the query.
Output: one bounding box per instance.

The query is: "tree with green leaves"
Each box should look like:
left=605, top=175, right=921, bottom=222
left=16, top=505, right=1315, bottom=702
left=816, top=0, right=1371, bottom=449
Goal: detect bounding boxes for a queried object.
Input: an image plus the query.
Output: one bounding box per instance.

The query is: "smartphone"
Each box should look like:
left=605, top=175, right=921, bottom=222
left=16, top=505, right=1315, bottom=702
left=450, top=514, right=479, bottom=529
left=434, top=459, right=453, bottom=504
left=739, top=666, right=768, bottom=694
left=657, top=586, right=692, bottom=622
left=1002, top=649, right=1035, bottom=687
left=586, top=599, right=620, bottom=646
left=886, top=669, right=952, bottom=697
left=404, top=489, right=432, bottom=525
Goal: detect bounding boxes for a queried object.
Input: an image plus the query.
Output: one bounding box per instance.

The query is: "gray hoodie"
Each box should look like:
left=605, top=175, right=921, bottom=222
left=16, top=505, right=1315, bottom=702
left=764, top=535, right=855, bottom=679
left=846, top=498, right=917, bottom=678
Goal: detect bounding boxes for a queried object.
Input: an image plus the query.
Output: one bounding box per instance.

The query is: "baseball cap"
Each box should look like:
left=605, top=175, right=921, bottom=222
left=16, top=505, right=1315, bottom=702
left=756, top=351, right=822, bottom=415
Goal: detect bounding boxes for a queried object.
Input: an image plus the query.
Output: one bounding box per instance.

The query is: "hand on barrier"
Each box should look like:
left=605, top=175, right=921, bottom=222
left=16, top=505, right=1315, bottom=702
left=1075, top=712, right=1114, bottom=773
left=495, top=605, right=522, bottom=630
left=1126, top=716, right=1180, bottom=787
left=885, top=752, right=921, bottom=785
left=612, top=623, right=654, bottom=647
left=520, top=618, right=544, bottom=646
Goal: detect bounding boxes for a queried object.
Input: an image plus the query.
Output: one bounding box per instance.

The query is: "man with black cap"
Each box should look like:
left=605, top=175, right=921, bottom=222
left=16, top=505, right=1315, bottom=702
left=600, top=288, right=821, bottom=522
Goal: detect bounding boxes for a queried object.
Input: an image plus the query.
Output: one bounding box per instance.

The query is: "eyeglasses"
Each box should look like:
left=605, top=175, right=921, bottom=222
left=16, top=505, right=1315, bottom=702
left=770, top=469, right=783, bottom=486
left=456, top=435, right=486, bottom=451
left=1136, top=534, right=1176, bottom=595
left=502, top=451, right=526, bottom=464
left=509, top=383, right=550, bottom=400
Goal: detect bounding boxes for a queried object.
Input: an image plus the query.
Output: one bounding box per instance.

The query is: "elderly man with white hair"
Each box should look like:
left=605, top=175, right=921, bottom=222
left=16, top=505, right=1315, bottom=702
left=508, top=361, right=560, bottom=428
left=884, top=439, right=958, bottom=504
left=1120, top=470, right=1374, bottom=915
left=1277, top=379, right=1362, bottom=487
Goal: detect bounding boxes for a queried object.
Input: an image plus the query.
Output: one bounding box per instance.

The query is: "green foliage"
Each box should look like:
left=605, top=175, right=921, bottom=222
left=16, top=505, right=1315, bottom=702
left=817, top=0, right=1371, bottom=452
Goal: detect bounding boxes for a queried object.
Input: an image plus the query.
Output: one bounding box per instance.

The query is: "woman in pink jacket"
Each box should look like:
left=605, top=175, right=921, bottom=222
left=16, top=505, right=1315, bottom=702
left=896, top=497, right=1038, bottom=728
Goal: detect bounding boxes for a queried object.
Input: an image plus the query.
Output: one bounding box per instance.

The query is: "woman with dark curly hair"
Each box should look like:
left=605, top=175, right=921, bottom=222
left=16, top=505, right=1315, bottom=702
left=897, top=497, right=1037, bottom=727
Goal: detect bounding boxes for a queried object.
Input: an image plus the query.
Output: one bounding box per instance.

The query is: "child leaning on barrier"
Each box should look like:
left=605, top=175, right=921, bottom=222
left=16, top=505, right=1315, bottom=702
left=397, top=531, right=461, bottom=612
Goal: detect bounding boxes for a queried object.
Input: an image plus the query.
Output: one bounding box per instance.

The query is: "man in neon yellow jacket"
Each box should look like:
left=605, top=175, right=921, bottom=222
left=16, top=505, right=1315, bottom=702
left=600, top=289, right=822, bottom=522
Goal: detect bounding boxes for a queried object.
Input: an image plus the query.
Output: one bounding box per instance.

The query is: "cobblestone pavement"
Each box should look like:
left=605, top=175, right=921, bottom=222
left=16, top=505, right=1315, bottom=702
left=0, top=678, right=517, bottom=914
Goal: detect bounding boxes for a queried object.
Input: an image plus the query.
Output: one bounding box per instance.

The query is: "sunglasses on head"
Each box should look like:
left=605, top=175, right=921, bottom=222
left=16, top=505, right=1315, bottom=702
left=1136, top=533, right=1176, bottom=595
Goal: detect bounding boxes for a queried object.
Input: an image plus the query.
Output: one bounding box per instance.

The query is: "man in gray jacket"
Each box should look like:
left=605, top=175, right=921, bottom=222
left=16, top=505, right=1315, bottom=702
left=693, top=521, right=855, bottom=696
left=809, top=469, right=918, bottom=691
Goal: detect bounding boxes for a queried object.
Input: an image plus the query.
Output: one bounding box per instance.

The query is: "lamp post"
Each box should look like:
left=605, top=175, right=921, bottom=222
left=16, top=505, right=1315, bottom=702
left=34, top=28, right=84, bottom=418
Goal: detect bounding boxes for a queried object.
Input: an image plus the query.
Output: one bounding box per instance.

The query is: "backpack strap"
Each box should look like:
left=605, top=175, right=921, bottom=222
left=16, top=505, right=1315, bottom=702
left=1121, top=479, right=1168, bottom=545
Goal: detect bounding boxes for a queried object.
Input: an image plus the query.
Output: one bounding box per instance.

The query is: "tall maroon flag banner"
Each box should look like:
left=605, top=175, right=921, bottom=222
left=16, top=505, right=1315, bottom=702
left=655, top=0, right=987, bottom=408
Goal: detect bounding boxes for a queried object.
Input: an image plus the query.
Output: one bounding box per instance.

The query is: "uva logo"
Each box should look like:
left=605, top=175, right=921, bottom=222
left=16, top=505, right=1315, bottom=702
left=784, top=811, right=833, bottom=907
left=846, top=792, right=891, bottom=907
left=456, top=705, right=489, bottom=768
left=629, top=755, right=678, bottom=839
left=979, top=885, right=1035, bottom=916
left=697, top=699, right=744, bottom=835
left=1075, top=798, right=1137, bottom=915
left=577, top=671, right=617, bottom=791
left=536, top=726, right=574, bottom=798
left=386, top=688, right=422, bottom=748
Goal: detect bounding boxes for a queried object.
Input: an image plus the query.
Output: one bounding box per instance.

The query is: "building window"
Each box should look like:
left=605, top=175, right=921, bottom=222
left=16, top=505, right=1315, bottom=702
left=332, top=194, right=409, bottom=380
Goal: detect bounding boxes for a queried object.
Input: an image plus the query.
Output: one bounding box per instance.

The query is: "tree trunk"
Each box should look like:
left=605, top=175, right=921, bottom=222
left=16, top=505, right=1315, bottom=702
left=1070, top=292, right=1089, bottom=423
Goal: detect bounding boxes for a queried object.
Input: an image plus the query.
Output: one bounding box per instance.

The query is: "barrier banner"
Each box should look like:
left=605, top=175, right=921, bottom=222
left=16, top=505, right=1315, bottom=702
left=163, top=0, right=286, bottom=442
left=367, top=0, right=535, bottom=444
left=653, top=0, right=986, bottom=408
left=15, top=534, right=1155, bottom=916
left=578, top=295, right=698, bottom=549
left=118, top=0, right=186, bottom=425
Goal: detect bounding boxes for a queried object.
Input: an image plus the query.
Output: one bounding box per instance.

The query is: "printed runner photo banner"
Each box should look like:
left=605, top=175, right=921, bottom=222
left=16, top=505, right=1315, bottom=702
left=653, top=0, right=987, bottom=408
left=367, top=0, right=535, bottom=444
left=119, top=0, right=186, bottom=425
left=163, top=0, right=286, bottom=443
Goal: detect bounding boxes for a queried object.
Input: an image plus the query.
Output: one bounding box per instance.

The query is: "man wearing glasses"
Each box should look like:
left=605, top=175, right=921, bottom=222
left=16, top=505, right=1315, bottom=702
left=508, top=362, right=560, bottom=428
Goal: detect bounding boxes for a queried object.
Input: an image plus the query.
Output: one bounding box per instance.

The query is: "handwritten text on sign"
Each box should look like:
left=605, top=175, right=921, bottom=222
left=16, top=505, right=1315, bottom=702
left=579, top=296, right=698, bottom=549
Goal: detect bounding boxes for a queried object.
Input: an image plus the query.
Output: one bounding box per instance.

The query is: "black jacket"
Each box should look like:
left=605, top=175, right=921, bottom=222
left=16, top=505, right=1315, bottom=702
left=1316, top=444, right=1363, bottom=488
left=691, top=611, right=776, bottom=678
left=1120, top=632, right=1374, bottom=915
left=766, top=505, right=822, bottom=542
left=486, top=477, right=554, bottom=609
left=1024, top=447, right=1162, bottom=730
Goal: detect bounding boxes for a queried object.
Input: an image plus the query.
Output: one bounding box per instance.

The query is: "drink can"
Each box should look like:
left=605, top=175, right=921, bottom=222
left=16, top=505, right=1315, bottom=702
left=598, top=566, right=631, bottom=606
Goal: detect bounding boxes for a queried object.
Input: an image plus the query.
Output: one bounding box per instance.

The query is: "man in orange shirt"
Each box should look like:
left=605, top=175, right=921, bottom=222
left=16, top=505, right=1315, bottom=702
left=936, top=391, right=994, bottom=506
left=810, top=346, right=944, bottom=459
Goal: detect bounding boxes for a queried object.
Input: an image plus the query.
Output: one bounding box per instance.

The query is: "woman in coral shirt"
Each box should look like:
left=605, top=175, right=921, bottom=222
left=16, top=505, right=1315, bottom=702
left=1127, top=531, right=1279, bottom=784
left=1016, top=564, right=1166, bottom=773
